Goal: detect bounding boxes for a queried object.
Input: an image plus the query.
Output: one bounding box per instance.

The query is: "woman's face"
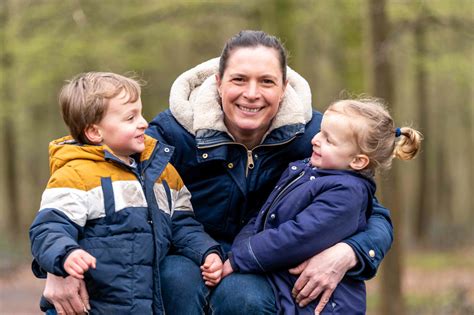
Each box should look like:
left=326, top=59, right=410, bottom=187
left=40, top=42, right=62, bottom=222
left=216, top=46, right=287, bottom=144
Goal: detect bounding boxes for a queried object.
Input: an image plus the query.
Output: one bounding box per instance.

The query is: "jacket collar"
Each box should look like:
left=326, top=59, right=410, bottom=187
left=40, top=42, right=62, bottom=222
left=48, top=135, right=158, bottom=175
left=169, top=58, right=313, bottom=143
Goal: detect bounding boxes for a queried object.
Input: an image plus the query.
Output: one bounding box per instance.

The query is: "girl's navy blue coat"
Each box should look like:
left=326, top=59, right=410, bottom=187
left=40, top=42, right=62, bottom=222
left=230, top=160, right=375, bottom=314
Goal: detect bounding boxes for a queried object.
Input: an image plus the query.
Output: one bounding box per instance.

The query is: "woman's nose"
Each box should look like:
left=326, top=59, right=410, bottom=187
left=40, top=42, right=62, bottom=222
left=243, top=81, right=260, bottom=99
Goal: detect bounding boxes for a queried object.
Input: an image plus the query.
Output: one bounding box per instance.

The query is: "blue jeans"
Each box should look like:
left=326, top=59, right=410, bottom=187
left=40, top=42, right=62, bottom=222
left=160, top=255, right=276, bottom=315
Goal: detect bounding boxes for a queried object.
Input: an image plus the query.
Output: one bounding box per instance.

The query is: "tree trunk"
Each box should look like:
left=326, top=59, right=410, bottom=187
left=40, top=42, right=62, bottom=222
left=1, top=0, right=21, bottom=237
left=367, top=1, right=405, bottom=314
left=414, top=16, right=430, bottom=244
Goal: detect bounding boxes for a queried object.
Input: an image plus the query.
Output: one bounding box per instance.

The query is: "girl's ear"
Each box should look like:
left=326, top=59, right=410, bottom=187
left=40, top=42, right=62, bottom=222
left=84, top=124, right=102, bottom=144
left=350, top=154, right=370, bottom=171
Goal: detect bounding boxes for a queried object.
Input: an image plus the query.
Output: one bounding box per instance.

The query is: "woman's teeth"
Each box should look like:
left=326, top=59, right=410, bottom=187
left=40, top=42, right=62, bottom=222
left=238, top=105, right=261, bottom=113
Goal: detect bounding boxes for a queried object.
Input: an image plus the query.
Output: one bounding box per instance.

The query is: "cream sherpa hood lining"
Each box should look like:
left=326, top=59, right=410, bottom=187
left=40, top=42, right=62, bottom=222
left=169, top=57, right=313, bottom=137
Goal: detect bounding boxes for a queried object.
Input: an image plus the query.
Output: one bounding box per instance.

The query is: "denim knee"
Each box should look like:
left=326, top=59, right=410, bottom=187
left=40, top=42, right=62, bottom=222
left=160, top=255, right=209, bottom=315
left=209, top=273, right=276, bottom=315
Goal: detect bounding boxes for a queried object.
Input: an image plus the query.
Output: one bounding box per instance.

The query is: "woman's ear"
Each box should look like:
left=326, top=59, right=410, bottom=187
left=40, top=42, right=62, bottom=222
left=280, top=79, right=288, bottom=102
left=350, top=154, right=369, bottom=171
left=215, top=74, right=222, bottom=97
left=84, top=124, right=102, bottom=144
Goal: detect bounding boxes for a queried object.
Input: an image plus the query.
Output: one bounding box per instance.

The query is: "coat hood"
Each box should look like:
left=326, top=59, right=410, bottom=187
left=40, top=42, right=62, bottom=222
left=169, top=57, right=313, bottom=136
left=48, top=135, right=157, bottom=175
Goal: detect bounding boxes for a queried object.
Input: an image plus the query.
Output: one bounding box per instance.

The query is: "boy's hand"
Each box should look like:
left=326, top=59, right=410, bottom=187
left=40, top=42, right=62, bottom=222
left=64, top=249, right=96, bottom=280
left=222, top=259, right=234, bottom=278
left=200, top=253, right=223, bottom=287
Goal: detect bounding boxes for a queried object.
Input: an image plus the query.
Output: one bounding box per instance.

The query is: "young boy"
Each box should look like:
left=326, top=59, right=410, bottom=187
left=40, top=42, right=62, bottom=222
left=30, top=72, right=223, bottom=314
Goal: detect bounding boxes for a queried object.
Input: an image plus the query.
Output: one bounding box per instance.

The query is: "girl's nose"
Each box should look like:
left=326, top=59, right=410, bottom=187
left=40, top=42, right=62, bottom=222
left=311, top=133, right=321, bottom=146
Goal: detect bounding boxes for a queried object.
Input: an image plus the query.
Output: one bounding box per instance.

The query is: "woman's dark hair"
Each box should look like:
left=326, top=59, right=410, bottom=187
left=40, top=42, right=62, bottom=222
left=219, top=30, right=287, bottom=83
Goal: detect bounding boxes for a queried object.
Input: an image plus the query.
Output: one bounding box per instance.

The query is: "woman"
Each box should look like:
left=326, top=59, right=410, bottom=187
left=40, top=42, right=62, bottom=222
left=41, top=30, right=392, bottom=314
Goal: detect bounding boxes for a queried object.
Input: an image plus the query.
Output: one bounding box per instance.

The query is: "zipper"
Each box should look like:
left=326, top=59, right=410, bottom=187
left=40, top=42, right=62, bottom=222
left=197, top=134, right=299, bottom=177
left=263, top=170, right=305, bottom=229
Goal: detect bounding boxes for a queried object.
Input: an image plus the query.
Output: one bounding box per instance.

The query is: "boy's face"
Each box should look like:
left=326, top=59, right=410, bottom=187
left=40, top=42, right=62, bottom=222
left=310, top=111, right=360, bottom=170
left=95, top=90, right=148, bottom=164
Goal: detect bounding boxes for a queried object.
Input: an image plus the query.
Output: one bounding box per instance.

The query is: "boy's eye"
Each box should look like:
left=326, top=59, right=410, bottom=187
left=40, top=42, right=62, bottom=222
left=127, top=115, right=134, bottom=120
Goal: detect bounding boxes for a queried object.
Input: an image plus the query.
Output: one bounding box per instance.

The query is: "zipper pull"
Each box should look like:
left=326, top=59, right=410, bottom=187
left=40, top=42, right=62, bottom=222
left=246, top=150, right=255, bottom=177
left=247, top=150, right=255, bottom=169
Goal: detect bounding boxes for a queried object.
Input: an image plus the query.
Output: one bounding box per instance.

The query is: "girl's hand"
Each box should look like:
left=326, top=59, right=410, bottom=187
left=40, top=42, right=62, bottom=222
left=222, top=259, right=234, bottom=278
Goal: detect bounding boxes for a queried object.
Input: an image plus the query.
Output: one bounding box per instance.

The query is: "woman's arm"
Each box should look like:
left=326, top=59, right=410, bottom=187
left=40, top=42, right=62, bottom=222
left=290, top=198, right=393, bottom=311
left=344, top=198, right=393, bottom=279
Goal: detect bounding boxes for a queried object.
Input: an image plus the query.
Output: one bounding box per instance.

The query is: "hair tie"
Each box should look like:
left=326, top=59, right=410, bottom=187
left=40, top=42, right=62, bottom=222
left=395, top=127, right=402, bottom=137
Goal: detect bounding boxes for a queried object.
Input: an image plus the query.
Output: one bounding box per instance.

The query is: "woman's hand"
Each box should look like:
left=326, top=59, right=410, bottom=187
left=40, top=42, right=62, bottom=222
left=200, top=253, right=223, bottom=287
left=44, top=273, right=90, bottom=314
left=288, top=243, right=357, bottom=314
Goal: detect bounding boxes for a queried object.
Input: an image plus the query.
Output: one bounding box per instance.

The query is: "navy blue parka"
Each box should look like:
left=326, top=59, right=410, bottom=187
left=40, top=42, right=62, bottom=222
left=146, top=58, right=393, bottom=280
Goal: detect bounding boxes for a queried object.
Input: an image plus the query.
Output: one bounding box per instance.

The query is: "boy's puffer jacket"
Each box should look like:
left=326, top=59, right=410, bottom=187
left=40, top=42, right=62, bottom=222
left=30, top=135, right=221, bottom=314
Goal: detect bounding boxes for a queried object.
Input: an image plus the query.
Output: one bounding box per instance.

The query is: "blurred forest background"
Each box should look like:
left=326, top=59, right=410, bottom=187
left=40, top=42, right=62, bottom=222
left=0, top=0, right=473, bottom=314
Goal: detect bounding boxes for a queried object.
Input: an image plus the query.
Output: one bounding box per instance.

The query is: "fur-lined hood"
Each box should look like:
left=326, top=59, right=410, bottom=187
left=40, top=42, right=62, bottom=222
left=169, top=57, right=313, bottom=137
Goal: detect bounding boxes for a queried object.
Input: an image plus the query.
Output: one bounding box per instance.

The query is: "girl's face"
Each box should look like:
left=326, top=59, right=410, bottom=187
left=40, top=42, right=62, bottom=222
left=216, top=46, right=287, bottom=145
left=310, top=111, right=362, bottom=170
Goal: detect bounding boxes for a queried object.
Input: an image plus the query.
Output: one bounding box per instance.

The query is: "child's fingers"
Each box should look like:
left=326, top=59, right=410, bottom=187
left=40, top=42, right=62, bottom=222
left=204, top=275, right=222, bottom=287
left=83, top=254, right=97, bottom=269
left=65, top=265, right=84, bottom=279
left=76, top=257, right=92, bottom=272
left=205, top=281, right=217, bottom=287
left=71, top=261, right=88, bottom=275
left=206, top=261, right=223, bottom=273
left=202, top=270, right=222, bottom=281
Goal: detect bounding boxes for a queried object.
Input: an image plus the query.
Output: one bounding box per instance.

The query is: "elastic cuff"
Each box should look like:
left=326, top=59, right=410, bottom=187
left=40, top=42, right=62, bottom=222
left=227, top=252, right=240, bottom=272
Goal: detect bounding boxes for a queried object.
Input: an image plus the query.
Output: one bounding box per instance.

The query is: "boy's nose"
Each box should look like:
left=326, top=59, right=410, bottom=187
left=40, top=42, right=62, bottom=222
left=139, top=116, right=148, bottom=129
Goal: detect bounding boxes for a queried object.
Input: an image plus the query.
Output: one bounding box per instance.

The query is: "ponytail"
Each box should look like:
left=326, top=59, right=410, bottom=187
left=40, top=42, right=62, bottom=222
left=393, top=127, right=423, bottom=161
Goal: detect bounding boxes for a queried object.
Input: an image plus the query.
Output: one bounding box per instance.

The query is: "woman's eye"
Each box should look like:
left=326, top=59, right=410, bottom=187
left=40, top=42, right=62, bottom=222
left=262, top=79, right=275, bottom=85
left=232, top=77, right=244, bottom=83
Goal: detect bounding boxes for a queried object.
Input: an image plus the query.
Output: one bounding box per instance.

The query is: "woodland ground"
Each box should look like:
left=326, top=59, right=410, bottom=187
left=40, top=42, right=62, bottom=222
left=0, top=247, right=473, bottom=315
